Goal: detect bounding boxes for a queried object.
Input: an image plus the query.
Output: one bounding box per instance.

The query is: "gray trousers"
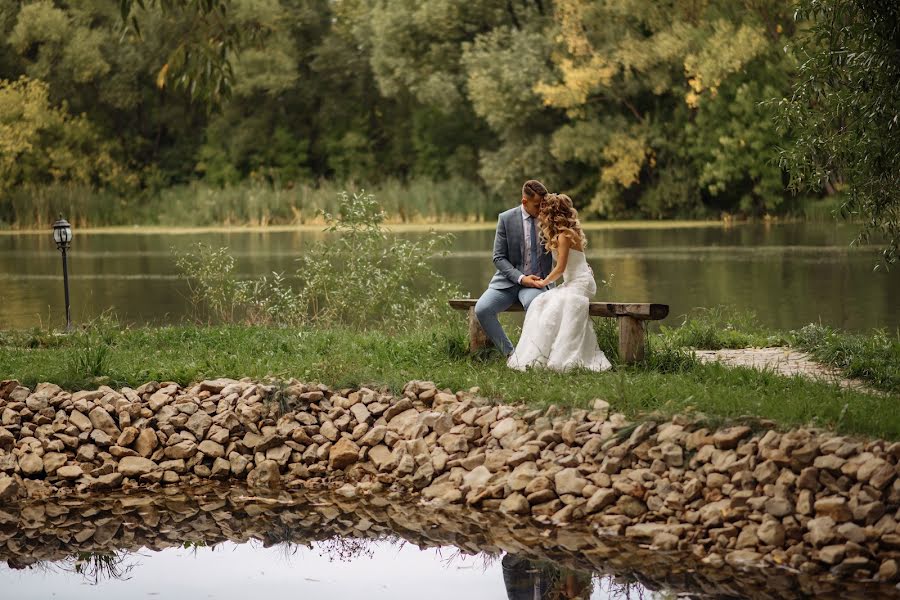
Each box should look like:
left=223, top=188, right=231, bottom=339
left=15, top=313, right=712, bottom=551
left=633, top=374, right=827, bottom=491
left=474, top=285, right=546, bottom=356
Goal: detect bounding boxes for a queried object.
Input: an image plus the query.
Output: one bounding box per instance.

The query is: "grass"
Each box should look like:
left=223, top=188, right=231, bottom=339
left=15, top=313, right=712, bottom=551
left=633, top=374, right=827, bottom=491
left=658, top=306, right=789, bottom=350
left=0, top=178, right=505, bottom=230
left=1, top=320, right=897, bottom=440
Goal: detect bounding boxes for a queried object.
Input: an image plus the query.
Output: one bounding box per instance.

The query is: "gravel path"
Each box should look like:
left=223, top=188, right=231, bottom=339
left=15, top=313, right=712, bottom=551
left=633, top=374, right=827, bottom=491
left=693, top=347, right=873, bottom=392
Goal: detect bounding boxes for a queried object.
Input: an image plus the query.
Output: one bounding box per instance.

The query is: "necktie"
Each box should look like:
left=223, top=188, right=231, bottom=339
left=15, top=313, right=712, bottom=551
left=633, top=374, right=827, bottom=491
left=529, top=216, right=539, bottom=276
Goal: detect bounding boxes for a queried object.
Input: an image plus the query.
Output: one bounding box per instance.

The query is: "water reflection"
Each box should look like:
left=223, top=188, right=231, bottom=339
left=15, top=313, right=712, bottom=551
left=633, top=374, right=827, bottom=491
left=0, top=485, right=895, bottom=599
left=1, top=222, right=897, bottom=331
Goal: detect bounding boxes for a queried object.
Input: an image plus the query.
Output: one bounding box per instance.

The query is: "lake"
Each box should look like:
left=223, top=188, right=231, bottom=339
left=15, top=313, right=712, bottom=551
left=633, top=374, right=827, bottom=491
left=1, top=486, right=894, bottom=599
left=0, top=222, right=897, bottom=332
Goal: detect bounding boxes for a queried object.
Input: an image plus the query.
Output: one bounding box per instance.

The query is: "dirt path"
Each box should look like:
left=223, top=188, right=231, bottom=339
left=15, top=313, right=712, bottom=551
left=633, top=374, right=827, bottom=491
left=693, top=347, right=875, bottom=393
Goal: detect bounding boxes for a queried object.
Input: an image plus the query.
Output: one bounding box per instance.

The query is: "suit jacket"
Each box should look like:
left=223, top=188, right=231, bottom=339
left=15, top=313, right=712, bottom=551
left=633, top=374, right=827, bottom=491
left=489, top=206, right=554, bottom=290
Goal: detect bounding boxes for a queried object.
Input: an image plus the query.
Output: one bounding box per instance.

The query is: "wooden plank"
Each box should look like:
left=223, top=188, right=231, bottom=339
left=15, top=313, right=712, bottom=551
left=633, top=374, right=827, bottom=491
left=618, top=316, right=645, bottom=363
left=448, top=299, right=668, bottom=321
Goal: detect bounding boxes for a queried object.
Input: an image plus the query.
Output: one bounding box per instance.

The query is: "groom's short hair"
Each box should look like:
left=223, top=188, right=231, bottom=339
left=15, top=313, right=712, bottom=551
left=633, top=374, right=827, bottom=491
left=522, top=180, right=548, bottom=201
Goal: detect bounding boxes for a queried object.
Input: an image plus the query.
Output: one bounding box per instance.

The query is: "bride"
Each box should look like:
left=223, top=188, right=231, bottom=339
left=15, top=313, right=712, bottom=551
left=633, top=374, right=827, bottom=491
left=507, top=193, right=612, bottom=372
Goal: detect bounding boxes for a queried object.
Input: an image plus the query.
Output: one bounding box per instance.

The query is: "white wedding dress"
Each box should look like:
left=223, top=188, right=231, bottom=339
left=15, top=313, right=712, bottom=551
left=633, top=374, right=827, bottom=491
left=507, top=249, right=612, bottom=372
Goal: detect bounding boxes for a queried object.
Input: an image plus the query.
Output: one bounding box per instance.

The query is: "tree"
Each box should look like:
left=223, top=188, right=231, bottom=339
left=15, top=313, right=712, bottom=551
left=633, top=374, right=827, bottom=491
left=775, top=0, right=900, bottom=265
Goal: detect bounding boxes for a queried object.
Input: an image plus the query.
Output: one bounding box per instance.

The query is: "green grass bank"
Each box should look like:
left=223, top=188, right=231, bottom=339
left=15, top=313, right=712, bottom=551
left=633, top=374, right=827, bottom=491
left=1, top=320, right=897, bottom=440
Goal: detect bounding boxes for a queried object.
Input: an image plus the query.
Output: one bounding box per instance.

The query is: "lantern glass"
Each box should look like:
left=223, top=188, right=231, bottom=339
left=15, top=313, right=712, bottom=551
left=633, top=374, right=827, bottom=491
left=52, top=219, right=72, bottom=247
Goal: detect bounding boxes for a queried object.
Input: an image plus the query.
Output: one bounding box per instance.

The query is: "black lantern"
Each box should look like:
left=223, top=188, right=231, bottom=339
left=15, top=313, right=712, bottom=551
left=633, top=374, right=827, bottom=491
left=52, top=216, right=73, bottom=330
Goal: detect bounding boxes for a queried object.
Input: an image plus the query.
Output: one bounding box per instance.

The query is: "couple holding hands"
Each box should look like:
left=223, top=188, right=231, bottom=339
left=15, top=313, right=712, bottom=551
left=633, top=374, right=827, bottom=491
left=474, top=180, right=612, bottom=373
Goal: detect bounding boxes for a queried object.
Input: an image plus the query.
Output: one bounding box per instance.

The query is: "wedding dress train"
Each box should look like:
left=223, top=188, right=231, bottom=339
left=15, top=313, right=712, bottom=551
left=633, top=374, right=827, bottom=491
left=507, top=249, right=612, bottom=372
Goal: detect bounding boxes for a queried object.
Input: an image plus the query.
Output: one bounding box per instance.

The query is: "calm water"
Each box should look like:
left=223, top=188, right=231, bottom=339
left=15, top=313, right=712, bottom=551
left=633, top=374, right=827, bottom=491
left=0, top=222, right=897, bottom=331
left=2, top=486, right=894, bottom=599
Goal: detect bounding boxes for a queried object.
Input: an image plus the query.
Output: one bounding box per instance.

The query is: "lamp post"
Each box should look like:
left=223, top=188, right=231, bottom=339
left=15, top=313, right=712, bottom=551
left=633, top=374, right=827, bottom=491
left=52, top=216, right=73, bottom=331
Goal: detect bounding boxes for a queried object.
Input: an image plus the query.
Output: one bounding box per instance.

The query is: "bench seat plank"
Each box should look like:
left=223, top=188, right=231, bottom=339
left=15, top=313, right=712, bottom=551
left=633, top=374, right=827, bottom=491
left=448, top=299, right=668, bottom=321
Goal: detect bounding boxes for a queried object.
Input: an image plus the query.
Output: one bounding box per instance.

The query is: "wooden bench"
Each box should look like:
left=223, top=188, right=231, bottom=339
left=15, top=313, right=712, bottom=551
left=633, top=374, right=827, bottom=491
left=448, top=299, right=669, bottom=364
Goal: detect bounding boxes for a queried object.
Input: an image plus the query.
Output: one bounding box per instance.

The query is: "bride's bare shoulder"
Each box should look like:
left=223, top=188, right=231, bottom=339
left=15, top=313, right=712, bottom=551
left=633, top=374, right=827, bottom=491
left=558, top=231, right=584, bottom=251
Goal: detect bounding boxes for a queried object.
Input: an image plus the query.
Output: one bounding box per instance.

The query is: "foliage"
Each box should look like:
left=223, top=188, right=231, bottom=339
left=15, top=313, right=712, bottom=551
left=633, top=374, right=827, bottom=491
left=660, top=306, right=788, bottom=350
left=119, top=0, right=273, bottom=107
left=173, top=190, right=460, bottom=330
left=773, top=0, right=900, bottom=265
left=0, top=76, right=132, bottom=210
left=4, top=0, right=893, bottom=227
left=790, top=323, right=899, bottom=393
left=296, top=190, right=460, bottom=329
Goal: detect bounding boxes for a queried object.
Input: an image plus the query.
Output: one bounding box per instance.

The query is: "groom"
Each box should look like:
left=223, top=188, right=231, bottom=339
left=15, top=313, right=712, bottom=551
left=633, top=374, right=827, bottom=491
left=474, top=179, right=553, bottom=356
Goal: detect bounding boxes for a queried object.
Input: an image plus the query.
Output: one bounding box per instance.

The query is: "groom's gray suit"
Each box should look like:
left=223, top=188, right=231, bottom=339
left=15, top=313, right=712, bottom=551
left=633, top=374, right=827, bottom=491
left=474, top=206, right=553, bottom=355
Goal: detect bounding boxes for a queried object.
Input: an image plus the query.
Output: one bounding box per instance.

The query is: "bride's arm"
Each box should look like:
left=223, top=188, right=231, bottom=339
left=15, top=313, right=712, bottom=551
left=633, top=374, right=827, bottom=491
left=536, top=234, right=571, bottom=287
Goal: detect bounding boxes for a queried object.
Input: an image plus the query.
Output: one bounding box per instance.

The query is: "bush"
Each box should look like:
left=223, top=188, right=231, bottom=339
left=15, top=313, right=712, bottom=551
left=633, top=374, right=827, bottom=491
left=173, top=190, right=460, bottom=330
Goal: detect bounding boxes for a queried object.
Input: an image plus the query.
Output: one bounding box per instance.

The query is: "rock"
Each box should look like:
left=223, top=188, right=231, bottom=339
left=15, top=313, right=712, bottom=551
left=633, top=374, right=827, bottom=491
left=585, top=489, right=617, bottom=513
left=117, top=457, right=158, bottom=477
left=463, top=465, right=492, bottom=490
left=765, top=497, right=793, bottom=518
left=438, top=433, right=468, bottom=453
left=329, top=438, right=360, bottom=470
left=350, top=403, right=371, bottom=424
left=320, top=421, right=339, bottom=441
left=725, top=550, right=765, bottom=568
left=56, top=465, right=83, bottom=480
left=736, top=524, right=759, bottom=549
left=554, top=468, right=588, bottom=496
left=229, top=453, right=249, bottom=476
left=383, top=398, right=413, bottom=422
left=358, top=426, right=387, bottom=447
left=164, top=441, right=198, bottom=459
left=246, top=459, right=281, bottom=489
left=386, top=408, right=420, bottom=439
left=117, top=427, right=139, bottom=447
left=815, top=496, right=852, bottom=522
left=210, top=458, right=231, bottom=479
left=818, top=544, right=846, bottom=565
left=422, top=481, right=462, bottom=504
left=19, top=453, right=43, bottom=475
left=757, top=519, right=786, bottom=547
left=499, top=493, right=530, bottom=515
left=185, top=411, right=212, bottom=439
left=879, top=559, right=898, bottom=582
left=713, top=426, right=751, bottom=450
left=835, top=522, right=866, bottom=544
left=42, top=452, right=67, bottom=475
left=491, top=417, right=518, bottom=439
left=508, top=462, right=538, bottom=492
left=807, top=516, right=837, bottom=547
left=68, top=411, right=93, bottom=433
left=88, top=406, right=121, bottom=438
left=147, top=391, right=173, bottom=412
left=616, top=496, right=647, bottom=517
left=198, top=440, right=226, bottom=458
left=0, top=475, right=21, bottom=501
left=134, top=429, right=158, bottom=457
left=368, top=445, right=394, bottom=471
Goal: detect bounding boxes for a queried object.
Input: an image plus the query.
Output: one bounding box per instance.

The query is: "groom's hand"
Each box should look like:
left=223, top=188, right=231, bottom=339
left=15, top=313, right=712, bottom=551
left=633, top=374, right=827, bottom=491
left=521, top=275, right=541, bottom=288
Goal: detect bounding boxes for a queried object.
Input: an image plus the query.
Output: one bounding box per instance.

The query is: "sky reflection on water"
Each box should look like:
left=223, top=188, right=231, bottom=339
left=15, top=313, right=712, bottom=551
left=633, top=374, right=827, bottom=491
left=0, top=540, right=647, bottom=600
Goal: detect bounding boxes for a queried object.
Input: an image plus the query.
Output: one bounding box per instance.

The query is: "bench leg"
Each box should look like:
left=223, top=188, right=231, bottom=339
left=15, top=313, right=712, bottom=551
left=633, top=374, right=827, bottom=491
left=468, top=307, right=492, bottom=352
left=618, top=316, right=645, bottom=364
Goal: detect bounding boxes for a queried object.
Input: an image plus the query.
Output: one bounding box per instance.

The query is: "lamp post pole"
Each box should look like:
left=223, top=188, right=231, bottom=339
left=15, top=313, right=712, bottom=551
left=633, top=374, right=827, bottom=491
left=61, top=243, right=71, bottom=330
left=52, top=217, right=73, bottom=331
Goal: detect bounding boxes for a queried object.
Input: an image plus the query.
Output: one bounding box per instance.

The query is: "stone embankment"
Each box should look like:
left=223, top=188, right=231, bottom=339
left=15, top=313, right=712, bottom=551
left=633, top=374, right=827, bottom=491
left=0, top=378, right=898, bottom=584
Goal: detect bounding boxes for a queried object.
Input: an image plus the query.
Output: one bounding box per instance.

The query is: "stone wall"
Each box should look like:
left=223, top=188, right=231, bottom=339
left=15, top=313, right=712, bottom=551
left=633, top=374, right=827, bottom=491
left=0, top=378, right=898, bottom=584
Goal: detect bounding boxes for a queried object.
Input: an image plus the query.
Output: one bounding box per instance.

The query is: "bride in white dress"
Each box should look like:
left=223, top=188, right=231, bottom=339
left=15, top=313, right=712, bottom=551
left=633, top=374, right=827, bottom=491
left=507, top=193, right=612, bottom=372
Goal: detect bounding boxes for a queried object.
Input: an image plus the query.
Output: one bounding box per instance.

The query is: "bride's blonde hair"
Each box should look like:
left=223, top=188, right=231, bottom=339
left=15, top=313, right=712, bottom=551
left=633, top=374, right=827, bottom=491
left=538, top=193, right=586, bottom=252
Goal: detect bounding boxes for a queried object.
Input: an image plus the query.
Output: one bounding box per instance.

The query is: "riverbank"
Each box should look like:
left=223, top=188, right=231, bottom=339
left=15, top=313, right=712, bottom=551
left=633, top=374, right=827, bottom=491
left=0, top=378, right=898, bottom=587
left=1, top=323, right=897, bottom=439
left=0, top=219, right=751, bottom=235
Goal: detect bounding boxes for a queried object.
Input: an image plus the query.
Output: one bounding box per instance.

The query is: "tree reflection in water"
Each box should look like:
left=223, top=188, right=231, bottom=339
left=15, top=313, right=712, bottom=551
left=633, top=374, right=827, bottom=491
left=20, top=550, right=141, bottom=585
